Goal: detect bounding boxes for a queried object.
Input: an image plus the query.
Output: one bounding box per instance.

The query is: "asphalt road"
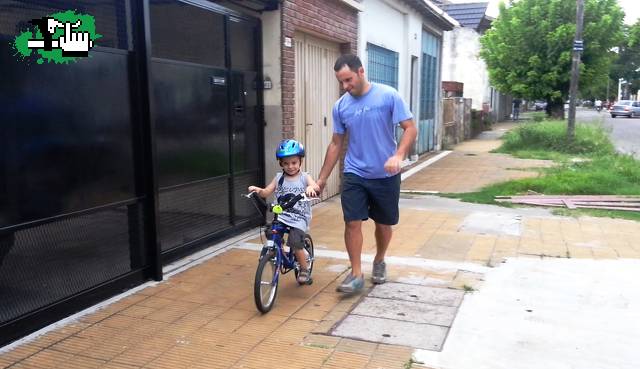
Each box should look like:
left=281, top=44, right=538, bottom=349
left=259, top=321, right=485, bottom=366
left=576, top=108, right=640, bottom=158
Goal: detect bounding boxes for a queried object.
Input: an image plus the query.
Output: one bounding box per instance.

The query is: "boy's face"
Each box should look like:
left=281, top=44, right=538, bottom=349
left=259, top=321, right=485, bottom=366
left=279, top=156, right=302, bottom=176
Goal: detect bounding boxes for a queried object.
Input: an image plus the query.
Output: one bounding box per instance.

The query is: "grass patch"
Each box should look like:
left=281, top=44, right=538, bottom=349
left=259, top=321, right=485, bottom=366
left=445, top=121, right=640, bottom=220
left=403, top=358, right=419, bottom=369
left=494, top=120, right=615, bottom=158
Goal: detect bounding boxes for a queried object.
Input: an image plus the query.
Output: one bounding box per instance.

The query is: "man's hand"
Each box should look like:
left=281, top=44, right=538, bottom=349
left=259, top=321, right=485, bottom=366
left=384, top=155, right=403, bottom=175
left=316, top=178, right=326, bottom=193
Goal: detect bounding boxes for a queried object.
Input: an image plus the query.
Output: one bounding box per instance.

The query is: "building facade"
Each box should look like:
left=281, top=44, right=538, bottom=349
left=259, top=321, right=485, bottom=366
left=438, top=1, right=512, bottom=122
left=358, top=0, right=456, bottom=155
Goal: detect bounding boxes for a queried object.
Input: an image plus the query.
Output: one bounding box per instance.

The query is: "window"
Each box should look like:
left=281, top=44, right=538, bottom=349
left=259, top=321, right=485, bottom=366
left=367, top=43, right=399, bottom=90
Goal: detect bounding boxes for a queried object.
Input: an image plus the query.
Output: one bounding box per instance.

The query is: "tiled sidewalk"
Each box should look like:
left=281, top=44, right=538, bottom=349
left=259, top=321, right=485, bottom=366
left=4, top=121, right=640, bottom=368
left=0, top=249, right=428, bottom=369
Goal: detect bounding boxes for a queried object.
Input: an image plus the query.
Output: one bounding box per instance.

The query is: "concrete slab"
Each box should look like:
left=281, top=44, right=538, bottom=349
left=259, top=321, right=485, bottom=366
left=459, top=212, right=522, bottom=236
left=414, top=258, right=640, bottom=369
left=368, top=283, right=464, bottom=307
left=332, top=315, right=449, bottom=351
left=352, top=297, right=458, bottom=327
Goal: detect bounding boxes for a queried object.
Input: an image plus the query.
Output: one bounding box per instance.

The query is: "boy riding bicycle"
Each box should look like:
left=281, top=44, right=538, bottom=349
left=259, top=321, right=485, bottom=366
left=248, top=139, right=320, bottom=284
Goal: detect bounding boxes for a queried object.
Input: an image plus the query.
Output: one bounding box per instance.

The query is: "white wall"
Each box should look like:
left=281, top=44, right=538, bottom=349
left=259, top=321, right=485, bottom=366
left=359, top=0, right=446, bottom=152
left=261, top=10, right=282, bottom=184
left=441, top=27, right=491, bottom=110
left=359, top=0, right=423, bottom=103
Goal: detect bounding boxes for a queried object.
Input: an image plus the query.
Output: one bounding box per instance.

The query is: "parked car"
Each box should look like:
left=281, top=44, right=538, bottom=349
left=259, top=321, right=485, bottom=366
left=610, top=100, right=640, bottom=118
left=534, top=100, right=547, bottom=111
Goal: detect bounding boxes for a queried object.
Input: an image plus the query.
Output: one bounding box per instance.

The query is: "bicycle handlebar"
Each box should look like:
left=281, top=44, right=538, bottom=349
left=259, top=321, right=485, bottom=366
left=241, top=192, right=319, bottom=215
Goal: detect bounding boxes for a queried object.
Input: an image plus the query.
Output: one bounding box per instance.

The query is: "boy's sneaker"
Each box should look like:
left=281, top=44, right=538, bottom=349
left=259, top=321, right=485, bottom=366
left=372, top=261, right=387, bottom=284
left=336, top=273, right=364, bottom=293
left=297, top=268, right=312, bottom=285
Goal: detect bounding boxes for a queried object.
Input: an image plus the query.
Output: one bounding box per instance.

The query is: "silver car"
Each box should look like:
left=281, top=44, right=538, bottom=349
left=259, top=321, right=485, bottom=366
left=610, top=100, right=640, bottom=118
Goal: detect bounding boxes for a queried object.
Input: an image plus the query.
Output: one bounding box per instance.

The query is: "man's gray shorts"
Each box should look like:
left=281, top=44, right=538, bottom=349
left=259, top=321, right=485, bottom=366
left=341, top=172, right=400, bottom=225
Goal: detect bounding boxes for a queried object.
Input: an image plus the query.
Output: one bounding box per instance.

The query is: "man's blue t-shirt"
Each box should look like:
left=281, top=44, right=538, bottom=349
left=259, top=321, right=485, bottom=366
left=332, top=82, right=413, bottom=179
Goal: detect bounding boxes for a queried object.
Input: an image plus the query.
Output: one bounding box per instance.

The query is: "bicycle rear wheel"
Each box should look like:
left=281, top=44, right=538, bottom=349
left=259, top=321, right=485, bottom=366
left=254, top=253, right=279, bottom=313
left=294, top=234, right=315, bottom=284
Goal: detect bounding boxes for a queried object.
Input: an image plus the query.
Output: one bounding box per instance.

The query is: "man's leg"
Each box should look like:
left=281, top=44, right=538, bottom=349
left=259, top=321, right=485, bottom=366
left=345, top=220, right=363, bottom=277
left=374, top=222, right=392, bottom=263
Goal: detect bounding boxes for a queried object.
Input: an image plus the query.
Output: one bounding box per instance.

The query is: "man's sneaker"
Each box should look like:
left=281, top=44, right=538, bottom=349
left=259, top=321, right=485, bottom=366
left=372, top=261, right=387, bottom=284
left=336, top=273, right=364, bottom=293
left=297, top=268, right=312, bottom=285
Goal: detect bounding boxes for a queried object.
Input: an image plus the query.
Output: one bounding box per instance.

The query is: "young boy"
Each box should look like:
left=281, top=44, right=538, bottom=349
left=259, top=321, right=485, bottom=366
left=248, top=139, right=319, bottom=284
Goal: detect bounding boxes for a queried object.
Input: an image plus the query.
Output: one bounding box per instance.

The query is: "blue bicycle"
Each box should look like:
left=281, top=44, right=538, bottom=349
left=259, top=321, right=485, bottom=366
left=243, top=192, right=315, bottom=313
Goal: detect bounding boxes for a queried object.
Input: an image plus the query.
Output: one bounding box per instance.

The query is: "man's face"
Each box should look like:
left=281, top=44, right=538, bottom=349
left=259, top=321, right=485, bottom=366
left=335, top=65, right=366, bottom=96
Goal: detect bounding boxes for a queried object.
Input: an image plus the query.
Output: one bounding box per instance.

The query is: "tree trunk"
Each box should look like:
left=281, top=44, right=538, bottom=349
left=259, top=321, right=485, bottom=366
left=546, top=100, right=565, bottom=119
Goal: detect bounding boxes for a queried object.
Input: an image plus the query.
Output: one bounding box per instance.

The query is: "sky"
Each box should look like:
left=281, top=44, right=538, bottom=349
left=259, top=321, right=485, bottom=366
left=446, top=0, right=640, bottom=25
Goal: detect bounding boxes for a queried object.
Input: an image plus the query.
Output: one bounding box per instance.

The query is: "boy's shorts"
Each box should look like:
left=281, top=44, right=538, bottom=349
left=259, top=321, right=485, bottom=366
left=286, top=227, right=306, bottom=250
left=341, top=172, right=400, bottom=225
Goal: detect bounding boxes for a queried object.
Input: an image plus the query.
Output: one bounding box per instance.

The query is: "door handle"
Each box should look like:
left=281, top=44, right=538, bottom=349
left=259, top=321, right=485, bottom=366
left=234, top=106, right=245, bottom=113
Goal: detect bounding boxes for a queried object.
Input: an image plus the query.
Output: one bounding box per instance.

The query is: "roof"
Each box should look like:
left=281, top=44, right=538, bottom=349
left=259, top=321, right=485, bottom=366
left=402, top=0, right=460, bottom=31
left=440, top=2, right=491, bottom=31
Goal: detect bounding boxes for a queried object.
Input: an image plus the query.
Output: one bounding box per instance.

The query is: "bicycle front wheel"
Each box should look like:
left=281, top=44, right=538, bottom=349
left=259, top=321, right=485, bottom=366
left=254, top=253, right=279, bottom=313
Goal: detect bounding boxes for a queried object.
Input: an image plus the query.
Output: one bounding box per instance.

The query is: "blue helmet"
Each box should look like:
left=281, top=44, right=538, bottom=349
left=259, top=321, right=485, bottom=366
left=276, top=139, right=305, bottom=159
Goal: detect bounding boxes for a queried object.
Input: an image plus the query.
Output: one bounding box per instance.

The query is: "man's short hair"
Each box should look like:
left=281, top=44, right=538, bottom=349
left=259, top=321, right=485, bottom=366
left=334, top=54, right=362, bottom=72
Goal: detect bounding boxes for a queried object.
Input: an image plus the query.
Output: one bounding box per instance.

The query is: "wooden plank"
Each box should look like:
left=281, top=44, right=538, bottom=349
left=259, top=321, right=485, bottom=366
left=575, top=205, right=640, bottom=212
left=506, top=195, right=640, bottom=202
left=573, top=202, right=640, bottom=207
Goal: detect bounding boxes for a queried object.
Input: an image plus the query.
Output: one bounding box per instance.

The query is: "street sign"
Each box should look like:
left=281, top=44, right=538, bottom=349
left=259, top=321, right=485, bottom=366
left=573, top=40, right=584, bottom=52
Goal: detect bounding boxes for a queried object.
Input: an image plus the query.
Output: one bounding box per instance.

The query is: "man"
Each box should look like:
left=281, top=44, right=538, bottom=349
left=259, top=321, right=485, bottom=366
left=315, top=54, right=417, bottom=293
left=595, top=99, right=602, bottom=112
left=512, top=98, right=522, bottom=120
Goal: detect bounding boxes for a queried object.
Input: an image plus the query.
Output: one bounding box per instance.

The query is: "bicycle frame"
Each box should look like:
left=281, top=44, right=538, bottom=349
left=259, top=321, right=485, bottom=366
left=263, top=222, right=299, bottom=286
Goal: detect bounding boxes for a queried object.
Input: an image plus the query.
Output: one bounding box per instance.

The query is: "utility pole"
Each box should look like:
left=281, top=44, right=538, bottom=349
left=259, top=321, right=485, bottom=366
left=567, top=0, right=584, bottom=142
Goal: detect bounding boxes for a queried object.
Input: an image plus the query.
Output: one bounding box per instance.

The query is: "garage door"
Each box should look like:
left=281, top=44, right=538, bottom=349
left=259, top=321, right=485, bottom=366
left=294, top=32, right=341, bottom=199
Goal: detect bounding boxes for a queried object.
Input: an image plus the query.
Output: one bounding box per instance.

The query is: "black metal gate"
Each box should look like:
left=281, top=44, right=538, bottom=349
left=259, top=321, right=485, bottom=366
left=149, top=0, right=263, bottom=261
left=0, top=0, right=264, bottom=346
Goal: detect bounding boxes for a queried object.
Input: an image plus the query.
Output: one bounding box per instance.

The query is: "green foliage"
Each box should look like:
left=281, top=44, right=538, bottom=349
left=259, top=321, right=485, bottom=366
left=496, top=120, right=614, bottom=156
left=448, top=121, right=640, bottom=220
left=480, top=0, right=624, bottom=106
left=609, top=21, right=640, bottom=97
left=531, top=112, right=546, bottom=122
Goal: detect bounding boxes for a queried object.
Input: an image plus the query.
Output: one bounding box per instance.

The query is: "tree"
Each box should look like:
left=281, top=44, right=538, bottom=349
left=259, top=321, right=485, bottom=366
left=480, top=0, right=624, bottom=117
left=610, top=21, right=640, bottom=99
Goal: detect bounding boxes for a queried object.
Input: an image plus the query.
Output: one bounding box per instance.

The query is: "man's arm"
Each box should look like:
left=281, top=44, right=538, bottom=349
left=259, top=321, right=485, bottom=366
left=316, top=133, right=345, bottom=191
left=383, top=119, right=417, bottom=174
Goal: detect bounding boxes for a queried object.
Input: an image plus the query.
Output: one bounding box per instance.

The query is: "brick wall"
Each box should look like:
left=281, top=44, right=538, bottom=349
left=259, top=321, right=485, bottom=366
left=280, top=0, right=358, bottom=138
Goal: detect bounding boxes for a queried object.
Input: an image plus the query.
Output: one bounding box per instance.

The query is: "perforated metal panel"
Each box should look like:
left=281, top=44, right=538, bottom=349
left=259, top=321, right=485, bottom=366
left=0, top=202, right=145, bottom=323
left=0, top=0, right=132, bottom=50
left=158, top=177, right=232, bottom=252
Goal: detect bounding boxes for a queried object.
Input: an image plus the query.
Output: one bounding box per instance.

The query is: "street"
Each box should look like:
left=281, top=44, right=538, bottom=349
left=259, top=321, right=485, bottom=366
left=576, top=108, right=640, bottom=158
